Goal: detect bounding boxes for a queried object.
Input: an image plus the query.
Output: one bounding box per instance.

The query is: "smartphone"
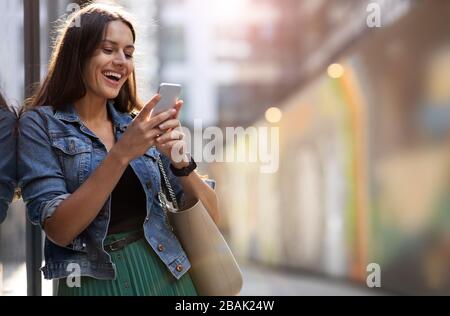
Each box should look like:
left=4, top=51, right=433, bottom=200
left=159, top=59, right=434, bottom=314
left=153, top=83, right=182, bottom=115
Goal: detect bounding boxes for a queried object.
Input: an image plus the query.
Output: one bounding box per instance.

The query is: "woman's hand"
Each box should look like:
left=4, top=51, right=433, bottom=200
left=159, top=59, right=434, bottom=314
left=155, top=101, right=221, bottom=223
left=111, top=94, right=178, bottom=165
left=155, top=100, right=190, bottom=169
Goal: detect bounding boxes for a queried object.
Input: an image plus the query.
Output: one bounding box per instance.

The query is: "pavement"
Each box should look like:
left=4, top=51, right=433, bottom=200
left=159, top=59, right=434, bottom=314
left=239, top=263, right=388, bottom=296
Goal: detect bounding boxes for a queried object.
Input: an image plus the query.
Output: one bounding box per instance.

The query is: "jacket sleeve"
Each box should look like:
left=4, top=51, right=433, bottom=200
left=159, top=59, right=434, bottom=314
left=0, top=110, right=17, bottom=223
left=18, top=110, right=71, bottom=229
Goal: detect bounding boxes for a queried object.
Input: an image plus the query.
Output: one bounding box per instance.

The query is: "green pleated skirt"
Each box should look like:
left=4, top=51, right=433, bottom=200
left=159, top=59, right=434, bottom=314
left=56, top=230, right=198, bottom=296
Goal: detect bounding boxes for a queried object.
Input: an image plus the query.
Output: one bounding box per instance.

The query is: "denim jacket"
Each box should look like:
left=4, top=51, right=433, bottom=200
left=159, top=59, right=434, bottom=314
left=18, top=101, right=191, bottom=280
left=0, top=108, right=17, bottom=223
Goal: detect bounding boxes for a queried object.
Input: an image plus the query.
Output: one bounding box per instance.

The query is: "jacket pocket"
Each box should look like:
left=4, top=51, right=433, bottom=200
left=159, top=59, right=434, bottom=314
left=50, top=136, right=92, bottom=191
left=51, top=136, right=91, bottom=155
left=67, top=236, right=88, bottom=253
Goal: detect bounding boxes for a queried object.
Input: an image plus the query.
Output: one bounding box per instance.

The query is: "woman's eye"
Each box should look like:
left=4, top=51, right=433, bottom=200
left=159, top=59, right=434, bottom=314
left=103, top=48, right=113, bottom=54
left=125, top=53, right=133, bottom=59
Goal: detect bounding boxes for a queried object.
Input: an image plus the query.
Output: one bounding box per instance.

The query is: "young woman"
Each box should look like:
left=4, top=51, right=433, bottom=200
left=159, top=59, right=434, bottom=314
left=18, top=3, right=219, bottom=296
left=0, top=92, right=17, bottom=224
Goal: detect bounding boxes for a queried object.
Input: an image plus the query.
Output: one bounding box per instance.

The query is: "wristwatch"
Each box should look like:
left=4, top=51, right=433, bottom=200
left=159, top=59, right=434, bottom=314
left=170, top=155, right=197, bottom=177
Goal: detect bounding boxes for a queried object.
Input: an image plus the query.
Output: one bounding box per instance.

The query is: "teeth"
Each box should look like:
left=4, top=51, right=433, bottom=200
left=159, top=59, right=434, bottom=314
left=103, top=71, right=122, bottom=80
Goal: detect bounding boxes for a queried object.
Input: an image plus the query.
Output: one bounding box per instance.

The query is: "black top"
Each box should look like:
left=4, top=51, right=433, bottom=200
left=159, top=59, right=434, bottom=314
left=108, top=165, right=147, bottom=234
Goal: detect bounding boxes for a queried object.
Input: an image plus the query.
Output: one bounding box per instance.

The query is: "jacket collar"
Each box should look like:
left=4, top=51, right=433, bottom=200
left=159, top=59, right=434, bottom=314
left=106, top=100, right=131, bottom=132
left=51, top=101, right=162, bottom=158
left=54, top=100, right=131, bottom=132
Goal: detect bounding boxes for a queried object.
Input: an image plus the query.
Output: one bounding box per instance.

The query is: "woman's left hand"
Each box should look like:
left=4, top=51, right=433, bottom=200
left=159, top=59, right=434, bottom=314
left=156, top=100, right=221, bottom=224
left=155, top=100, right=190, bottom=169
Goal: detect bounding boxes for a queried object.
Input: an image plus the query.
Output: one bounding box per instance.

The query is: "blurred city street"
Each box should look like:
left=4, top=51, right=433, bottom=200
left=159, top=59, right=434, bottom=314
left=1, top=0, right=450, bottom=296
left=239, top=263, right=387, bottom=296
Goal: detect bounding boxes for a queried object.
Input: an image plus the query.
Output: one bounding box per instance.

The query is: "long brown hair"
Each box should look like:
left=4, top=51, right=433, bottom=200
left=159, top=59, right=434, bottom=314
left=27, top=3, right=140, bottom=113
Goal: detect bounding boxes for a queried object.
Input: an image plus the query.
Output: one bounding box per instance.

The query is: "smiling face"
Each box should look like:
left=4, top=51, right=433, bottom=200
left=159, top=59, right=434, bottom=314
left=82, top=20, right=135, bottom=102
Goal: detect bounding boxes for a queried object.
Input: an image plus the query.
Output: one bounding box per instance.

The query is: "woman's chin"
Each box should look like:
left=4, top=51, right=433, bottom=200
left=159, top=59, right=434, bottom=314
left=107, top=93, right=120, bottom=100
left=101, top=88, right=120, bottom=100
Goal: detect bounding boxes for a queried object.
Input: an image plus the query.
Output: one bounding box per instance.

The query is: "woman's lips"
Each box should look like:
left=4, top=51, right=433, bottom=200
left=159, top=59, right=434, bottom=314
left=102, top=73, right=121, bottom=88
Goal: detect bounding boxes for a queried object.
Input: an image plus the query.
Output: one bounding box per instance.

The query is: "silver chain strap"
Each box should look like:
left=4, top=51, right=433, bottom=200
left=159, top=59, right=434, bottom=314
left=156, top=155, right=179, bottom=230
left=156, top=155, right=179, bottom=210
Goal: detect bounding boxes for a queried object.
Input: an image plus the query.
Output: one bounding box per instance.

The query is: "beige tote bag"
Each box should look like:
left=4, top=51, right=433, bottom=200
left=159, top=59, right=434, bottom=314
left=157, top=157, right=243, bottom=296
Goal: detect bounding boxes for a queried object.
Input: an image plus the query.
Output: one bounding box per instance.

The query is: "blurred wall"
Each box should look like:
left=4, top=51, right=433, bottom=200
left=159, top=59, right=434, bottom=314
left=211, top=0, right=450, bottom=295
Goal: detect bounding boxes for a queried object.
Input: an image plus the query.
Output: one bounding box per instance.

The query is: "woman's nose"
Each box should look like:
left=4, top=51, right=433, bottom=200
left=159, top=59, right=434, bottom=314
left=112, top=52, right=126, bottom=66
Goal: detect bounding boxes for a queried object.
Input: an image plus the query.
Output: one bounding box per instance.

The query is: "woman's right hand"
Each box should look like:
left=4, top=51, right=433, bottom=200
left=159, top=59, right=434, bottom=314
left=111, top=94, right=177, bottom=164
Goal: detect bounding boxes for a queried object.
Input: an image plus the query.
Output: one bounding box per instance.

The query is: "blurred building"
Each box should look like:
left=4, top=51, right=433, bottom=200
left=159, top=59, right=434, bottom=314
left=156, top=0, right=289, bottom=127
left=0, top=0, right=24, bottom=104
left=212, top=0, right=450, bottom=296
left=0, top=0, right=26, bottom=296
left=155, top=0, right=416, bottom=128
left=155, top=0, right=217, bottom=126
left=0, top=0, right=76, bottom=296
left=0, top=0, right=79, bottom=103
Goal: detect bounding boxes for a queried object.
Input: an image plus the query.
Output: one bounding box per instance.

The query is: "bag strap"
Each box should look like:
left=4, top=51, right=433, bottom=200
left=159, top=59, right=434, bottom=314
left=156, top=155, right=180, bottom=210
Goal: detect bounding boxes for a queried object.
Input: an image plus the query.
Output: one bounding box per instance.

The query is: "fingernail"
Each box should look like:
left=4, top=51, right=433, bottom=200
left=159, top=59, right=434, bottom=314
left=159, top=124, right=165, bottom=129
left=171, top=109, right=177, bottom=113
